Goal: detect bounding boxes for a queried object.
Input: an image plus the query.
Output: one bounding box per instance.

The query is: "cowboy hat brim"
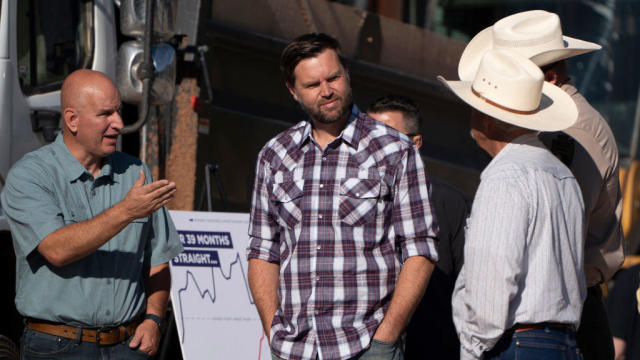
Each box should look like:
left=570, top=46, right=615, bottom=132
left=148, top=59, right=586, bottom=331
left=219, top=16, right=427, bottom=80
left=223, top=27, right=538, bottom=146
left=437, top=75, right=577, bottom=132
left=458, top=26, right=602, bottom=81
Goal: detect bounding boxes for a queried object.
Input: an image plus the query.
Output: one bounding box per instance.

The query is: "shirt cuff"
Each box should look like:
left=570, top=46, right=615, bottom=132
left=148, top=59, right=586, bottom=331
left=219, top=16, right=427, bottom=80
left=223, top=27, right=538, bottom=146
left=246, top=236, right=280, bottom=263
left=460, top=346, right=482, bottom=360
left=399, top=236, right=438, bottom=263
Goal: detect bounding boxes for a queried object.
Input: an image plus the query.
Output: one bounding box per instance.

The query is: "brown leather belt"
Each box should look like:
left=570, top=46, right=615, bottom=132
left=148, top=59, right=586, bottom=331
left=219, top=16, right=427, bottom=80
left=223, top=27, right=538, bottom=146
left=27, top=317, right=142, bottom=345
left=514, top=322, right=575, bottom=333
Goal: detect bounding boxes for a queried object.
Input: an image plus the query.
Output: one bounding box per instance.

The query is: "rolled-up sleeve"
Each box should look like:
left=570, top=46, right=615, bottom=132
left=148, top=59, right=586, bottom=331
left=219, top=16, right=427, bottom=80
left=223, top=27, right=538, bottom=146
left=1, top=160, right=63, bottom=257
left=392, top=145, right=438, bottom=263
left=247, top=149, right=280, bottom=263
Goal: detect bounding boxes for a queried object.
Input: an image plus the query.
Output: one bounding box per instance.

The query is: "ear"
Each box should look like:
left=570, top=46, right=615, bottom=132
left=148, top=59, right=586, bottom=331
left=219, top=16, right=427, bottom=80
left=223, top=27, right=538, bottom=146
left=482, top=113, right=494, bottom=133
left=286, top=82, right=299, bottom=102
left=412, top=135, right=423, bottom=150
left=544, top=68, right=558, bottom=85
left=63, top=107, right=79, bottom=134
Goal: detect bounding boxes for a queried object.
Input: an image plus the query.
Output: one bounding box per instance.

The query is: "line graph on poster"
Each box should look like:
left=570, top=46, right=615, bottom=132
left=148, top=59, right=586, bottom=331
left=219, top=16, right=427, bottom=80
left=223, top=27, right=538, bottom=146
left=168, top=211, right=270, bottom=360
left=174, top=251, right=254, bottom=342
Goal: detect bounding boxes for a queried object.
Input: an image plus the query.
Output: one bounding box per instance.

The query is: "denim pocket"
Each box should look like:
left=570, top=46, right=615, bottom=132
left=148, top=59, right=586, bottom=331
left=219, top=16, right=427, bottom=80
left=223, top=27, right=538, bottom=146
left=21, top=329, right=75, bottom=358
left=514, top=330, right=579, bottom=360
left=371, top=339, right=395, bottom=347
left=362, top=338, right=403, bottom=360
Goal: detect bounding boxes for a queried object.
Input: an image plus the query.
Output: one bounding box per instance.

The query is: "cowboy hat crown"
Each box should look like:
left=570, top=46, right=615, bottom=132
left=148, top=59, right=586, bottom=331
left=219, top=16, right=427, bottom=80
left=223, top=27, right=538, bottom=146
left=439, top=49, right=578, bottom=132
left=458, top=10, right=602, bottom=81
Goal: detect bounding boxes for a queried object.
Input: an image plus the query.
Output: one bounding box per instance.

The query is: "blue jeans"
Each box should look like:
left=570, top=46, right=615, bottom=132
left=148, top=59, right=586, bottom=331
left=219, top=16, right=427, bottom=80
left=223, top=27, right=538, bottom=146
left=355, top=339, right=403, bottom=360
left=485, top=327, right=582, bottom=360
left=20, top=328, right=150, bottom=360
left=271, top=339, right=403, bottom=360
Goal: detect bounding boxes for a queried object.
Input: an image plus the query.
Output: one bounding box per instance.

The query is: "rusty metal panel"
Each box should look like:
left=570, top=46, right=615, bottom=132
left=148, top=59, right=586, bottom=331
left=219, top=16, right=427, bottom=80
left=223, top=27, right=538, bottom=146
left=166, top=78, right=200, bottom=210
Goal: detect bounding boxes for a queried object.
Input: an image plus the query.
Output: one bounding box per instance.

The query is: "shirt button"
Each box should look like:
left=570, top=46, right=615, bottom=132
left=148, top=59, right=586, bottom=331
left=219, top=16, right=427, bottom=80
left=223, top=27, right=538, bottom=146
left=106, top=279, right=111, bottom=285
left=318, top=214, right=323, bottom=219
left=316, top=276, right=320, bottom=282
left=91, top=190, right=96, bottom=196
left=355, top=192, right=360, bottom=197
left=106, top=310, right=111, bottom=316
left=319, top=184, right=324, bottom=189
left=317, top=245, right=321, bottom=250
left=322, top=157, right=327, bottom=161
left=315, top=310, right=320, bottom=315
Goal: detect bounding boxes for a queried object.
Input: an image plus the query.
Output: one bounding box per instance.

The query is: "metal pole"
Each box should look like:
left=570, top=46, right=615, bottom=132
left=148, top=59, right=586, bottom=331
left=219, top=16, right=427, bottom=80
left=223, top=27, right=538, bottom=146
left=121, top=0, right=155, bottom=134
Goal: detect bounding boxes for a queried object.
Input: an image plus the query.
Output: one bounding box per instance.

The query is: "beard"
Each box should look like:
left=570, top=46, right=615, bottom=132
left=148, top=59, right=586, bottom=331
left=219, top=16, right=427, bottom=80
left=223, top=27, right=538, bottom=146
left=301, top=90, right=353, bottom=124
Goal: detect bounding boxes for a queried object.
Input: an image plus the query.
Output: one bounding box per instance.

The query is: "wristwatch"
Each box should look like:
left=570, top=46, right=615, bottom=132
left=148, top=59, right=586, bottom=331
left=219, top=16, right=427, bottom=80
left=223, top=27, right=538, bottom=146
left=145, top=313, right=163, bottom=327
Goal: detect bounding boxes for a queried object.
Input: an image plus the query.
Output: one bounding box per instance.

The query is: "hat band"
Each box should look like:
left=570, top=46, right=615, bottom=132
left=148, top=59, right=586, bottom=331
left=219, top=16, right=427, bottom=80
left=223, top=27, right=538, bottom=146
left=471, top=87, right=538, bottom=115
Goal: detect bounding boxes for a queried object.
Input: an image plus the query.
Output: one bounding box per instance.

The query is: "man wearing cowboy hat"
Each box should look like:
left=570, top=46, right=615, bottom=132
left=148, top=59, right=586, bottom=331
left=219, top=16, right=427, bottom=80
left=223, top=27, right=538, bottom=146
left=441, top=49, right=586, bottom=359
left=457, top=10, right=623, bottom=359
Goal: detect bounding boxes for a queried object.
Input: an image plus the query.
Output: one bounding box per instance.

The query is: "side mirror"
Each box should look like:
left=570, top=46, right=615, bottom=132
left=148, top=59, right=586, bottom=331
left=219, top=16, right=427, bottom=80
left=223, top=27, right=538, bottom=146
left=116, top=41, right=176, bottom=105
left=119, top=0, right=177, bottom=41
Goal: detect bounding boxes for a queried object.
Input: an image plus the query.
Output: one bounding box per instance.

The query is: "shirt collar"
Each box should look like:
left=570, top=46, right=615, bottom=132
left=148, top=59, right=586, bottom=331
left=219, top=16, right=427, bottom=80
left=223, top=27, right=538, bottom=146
left=481, top=132, right=542, bottom=179
left=53, top=133, right=116, bottom=183
left=296, top=104, right=362, bottom=150
left=340, top=105, right=362, bottom=149
left=560, top=80, right=578, bottom=96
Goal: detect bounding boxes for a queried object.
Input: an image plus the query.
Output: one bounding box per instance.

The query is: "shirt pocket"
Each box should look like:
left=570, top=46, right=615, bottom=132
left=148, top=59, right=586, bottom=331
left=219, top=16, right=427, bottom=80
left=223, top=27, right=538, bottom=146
left=270, top=180, right=304, bottom=229
left=339, top=178, right=380, bottom=226
left=118, top=216, right=150, bottom=254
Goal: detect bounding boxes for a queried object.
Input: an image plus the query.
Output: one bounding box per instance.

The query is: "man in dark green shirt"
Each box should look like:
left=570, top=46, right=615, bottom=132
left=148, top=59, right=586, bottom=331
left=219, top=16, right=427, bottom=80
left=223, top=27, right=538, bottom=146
left=1, top=70, right=183, bottom=359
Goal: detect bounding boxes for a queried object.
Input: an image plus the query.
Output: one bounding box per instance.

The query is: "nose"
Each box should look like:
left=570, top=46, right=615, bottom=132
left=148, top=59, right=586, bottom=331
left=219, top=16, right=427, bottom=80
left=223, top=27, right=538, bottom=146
left=319, top=82, right=332, bottom=98
left=111, top=111, right=124, bottom=133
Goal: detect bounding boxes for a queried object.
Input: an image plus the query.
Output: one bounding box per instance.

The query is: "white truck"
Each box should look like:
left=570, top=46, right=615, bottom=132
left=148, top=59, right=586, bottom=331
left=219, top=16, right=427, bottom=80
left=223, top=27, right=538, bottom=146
left=0, top=0, right=193, bottom=232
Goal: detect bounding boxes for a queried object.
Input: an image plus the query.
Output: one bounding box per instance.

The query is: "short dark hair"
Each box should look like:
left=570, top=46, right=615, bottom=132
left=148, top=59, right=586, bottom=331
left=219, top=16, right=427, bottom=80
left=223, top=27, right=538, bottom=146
left=367, top=95, right=421, bottom=135
left=280, top=33, right=347, bottom=86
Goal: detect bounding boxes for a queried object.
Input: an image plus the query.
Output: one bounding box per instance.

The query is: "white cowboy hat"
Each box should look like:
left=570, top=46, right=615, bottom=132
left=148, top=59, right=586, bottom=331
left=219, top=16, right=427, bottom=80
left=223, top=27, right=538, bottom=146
left=439, top=49, right=577, bottom=132
left=458, top=10, right=601, bottom=81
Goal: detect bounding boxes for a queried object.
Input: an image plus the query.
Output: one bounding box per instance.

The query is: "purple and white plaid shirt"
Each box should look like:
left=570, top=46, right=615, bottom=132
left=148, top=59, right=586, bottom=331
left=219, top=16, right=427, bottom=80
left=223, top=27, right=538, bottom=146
left=248, top=105, right=438, bottom=360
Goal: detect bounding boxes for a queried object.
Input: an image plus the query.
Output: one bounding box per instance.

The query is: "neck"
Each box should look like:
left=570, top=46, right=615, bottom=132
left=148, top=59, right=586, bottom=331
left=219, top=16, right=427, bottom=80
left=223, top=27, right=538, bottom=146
left=311, top=111, right=350, bottom=150
left=63, top=133, right=104, bottom=177
left=485, top=131, right=532, bottom=157
left=483, top=139, right=510, bottom=158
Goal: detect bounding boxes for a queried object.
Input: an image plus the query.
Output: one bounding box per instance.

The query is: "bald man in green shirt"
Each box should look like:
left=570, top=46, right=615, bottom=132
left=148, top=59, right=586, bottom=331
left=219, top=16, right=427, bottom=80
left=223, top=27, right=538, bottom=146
left=1, top=70, right=183, bottom=359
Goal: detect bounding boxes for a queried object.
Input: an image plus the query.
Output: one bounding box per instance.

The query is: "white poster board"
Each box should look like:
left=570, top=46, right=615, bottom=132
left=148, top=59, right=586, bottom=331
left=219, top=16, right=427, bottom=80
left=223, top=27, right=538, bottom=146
left=169, top=210, right=270, bottom=360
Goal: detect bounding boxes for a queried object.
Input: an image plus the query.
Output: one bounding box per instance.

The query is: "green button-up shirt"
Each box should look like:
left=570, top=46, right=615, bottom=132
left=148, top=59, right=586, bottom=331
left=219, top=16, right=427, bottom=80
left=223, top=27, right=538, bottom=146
left=1, top=134, right=182, bottom=327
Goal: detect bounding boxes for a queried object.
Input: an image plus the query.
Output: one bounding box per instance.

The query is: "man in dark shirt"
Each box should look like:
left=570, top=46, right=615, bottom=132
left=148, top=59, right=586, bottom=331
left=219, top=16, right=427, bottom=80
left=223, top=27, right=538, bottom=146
left=606, top=263, right=640, bottom=360
left=368, top=95, right=469, bottom=359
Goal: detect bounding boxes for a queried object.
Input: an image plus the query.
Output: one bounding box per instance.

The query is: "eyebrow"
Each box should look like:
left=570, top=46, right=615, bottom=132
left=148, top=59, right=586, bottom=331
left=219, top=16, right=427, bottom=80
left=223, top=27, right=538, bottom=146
left=98, top=106, right=120, bottom=115
left=300, top=70, right=343, bottom=87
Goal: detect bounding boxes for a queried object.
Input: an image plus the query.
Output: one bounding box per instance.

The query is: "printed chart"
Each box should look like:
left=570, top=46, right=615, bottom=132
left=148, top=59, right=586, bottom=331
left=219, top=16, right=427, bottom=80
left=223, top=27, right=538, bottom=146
left=169, top=211, right=270, bottom=360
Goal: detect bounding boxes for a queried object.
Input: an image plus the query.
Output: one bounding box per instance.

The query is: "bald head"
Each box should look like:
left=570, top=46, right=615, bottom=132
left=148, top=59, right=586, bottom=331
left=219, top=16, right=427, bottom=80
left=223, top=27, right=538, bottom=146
left=61, top=69, right=117, bottom=112
left=60, top=70, right=123, bottom=168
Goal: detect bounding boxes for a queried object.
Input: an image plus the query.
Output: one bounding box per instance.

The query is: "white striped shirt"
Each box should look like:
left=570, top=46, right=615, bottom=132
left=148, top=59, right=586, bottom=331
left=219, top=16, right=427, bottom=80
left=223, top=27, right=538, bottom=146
left=452, top=133, right=587, bottom=359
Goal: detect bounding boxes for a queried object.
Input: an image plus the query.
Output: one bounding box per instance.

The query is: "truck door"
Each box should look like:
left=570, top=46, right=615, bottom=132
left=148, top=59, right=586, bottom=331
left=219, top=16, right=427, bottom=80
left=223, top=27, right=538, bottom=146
left=0, top=0, right=96, bottom=231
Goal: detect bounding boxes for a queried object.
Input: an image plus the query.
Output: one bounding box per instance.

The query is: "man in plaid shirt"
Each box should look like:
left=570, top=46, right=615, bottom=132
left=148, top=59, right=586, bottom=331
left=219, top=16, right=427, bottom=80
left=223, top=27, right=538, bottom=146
left=247, top=33, right=439, bottom=360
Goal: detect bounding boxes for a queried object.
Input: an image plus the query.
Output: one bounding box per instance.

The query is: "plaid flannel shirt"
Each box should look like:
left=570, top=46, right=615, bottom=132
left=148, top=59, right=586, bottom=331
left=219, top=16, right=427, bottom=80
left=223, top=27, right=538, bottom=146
left=248, top=105, right=438, bottom=360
